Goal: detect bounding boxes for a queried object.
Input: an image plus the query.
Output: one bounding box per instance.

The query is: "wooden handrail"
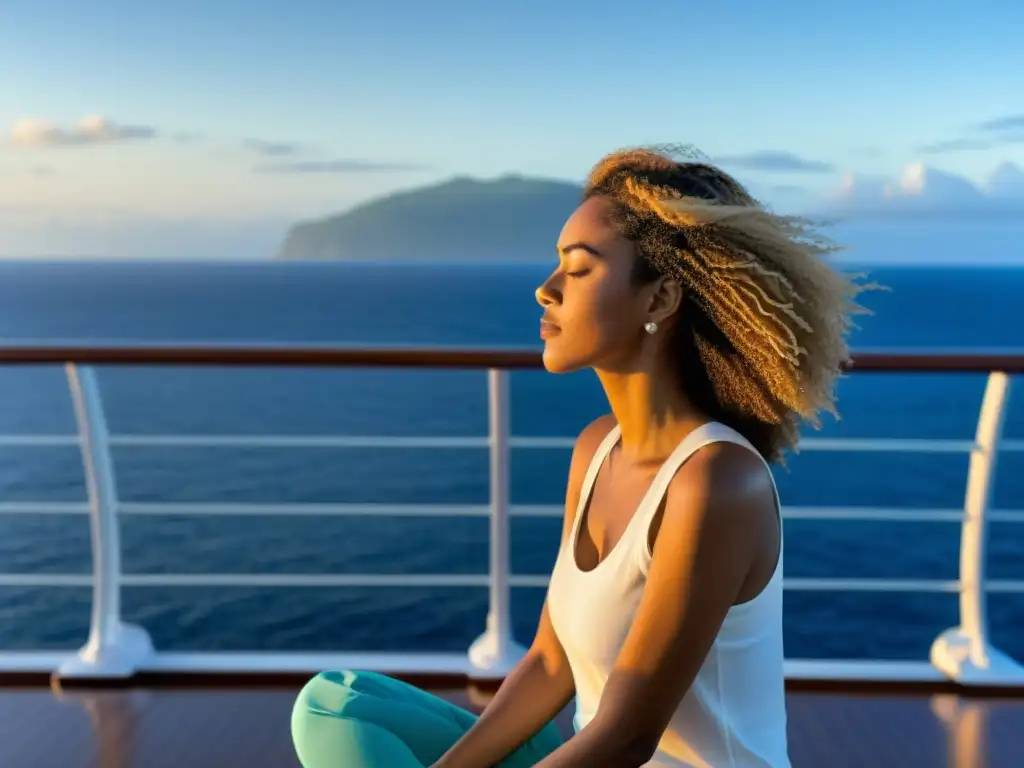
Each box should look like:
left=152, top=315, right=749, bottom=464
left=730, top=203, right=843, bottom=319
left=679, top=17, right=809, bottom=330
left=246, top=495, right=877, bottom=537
left=0, top=343, right=1022, bottom=372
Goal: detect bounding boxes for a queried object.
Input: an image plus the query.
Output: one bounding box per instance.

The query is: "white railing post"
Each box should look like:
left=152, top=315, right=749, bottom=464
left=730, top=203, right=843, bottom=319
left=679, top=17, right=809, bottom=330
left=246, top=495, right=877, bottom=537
left=57, top=364, right=153, bottom=681
left=930, top=371, right=1024, bottom=685
left=468, top=368, right=527, bottom=677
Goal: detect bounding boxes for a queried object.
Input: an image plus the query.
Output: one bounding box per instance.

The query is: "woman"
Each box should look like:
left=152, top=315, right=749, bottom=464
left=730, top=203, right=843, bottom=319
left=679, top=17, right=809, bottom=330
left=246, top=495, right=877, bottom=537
left=290, top=146, right=873, bottom=767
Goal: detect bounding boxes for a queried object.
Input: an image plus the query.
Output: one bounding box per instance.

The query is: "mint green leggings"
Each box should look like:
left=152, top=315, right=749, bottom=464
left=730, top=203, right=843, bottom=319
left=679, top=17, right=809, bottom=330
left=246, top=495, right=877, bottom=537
left=291, top=669, right=564, bottom=767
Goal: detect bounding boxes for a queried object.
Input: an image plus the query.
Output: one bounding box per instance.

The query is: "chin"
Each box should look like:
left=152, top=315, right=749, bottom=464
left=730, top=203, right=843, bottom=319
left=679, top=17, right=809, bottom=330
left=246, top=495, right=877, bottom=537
left=541, top=346, right=588, bottom=374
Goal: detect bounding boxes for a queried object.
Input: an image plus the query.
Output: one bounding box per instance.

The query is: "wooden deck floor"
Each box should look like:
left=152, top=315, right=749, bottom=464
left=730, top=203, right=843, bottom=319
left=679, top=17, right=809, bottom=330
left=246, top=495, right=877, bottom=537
left=1, top=682, right=1022, bottom=767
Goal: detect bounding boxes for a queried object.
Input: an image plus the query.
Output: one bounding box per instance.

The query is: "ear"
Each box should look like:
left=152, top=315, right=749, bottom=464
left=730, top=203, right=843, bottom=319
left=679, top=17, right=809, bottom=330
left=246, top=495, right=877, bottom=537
left=646, top=276, right=683, bottom=325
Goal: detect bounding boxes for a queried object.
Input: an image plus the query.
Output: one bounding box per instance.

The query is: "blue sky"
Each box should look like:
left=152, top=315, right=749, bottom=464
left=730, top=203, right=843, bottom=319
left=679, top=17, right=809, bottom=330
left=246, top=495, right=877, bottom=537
left=2, top=0, right=1023, bottom=257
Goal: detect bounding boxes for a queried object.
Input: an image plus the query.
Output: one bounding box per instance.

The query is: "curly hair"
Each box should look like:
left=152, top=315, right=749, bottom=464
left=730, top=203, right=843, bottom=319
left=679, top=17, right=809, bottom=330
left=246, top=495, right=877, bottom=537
left=583, top=145, right=880, bottom=464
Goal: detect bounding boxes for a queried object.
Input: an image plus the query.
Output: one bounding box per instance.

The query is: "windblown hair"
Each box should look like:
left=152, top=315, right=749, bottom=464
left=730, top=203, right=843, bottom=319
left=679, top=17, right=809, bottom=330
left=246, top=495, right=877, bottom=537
left=584, top=145, right=878, bottom=463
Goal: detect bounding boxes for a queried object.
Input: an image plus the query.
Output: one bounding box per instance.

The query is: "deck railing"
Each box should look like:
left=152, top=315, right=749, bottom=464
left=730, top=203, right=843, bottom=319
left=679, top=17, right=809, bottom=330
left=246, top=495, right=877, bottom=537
left=1, top=344, right=1023, bottom=686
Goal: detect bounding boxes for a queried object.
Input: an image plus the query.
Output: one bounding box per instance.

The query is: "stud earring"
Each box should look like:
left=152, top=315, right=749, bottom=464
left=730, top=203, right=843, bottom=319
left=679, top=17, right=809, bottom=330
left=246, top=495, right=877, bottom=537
left=644, top=321, right=658, bottom=334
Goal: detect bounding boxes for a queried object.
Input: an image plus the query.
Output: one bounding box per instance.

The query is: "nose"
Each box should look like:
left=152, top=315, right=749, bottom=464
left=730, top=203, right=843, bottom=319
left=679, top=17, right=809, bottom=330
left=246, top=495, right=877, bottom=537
left=535, top=272, right=561, bottom=308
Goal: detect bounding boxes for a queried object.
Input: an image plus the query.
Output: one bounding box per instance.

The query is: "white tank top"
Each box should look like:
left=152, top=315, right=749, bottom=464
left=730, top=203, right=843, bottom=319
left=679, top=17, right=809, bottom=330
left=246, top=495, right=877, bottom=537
left=547, top=421, right=789, bottom=768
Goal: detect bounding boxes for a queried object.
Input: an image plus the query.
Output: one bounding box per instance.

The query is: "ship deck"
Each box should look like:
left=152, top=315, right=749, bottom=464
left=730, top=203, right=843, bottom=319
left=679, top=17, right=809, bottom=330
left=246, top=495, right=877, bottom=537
left=3, top=346, right=1024, bottom=765
left=1, top=678, right=1022, bottom=768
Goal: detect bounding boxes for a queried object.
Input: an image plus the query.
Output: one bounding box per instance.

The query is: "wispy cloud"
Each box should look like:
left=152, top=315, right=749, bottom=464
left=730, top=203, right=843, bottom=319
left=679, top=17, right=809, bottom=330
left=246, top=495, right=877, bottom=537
left=713, top=150, right=835, bottom=174
left=8, top=116, right=157, bottom=148
left=922, top=113, right=1024, bottom=155
left=242, top=138, right=305, bottom=157
left=253, top=159, right=429, bottom=174
left=919, top=137, right=992, bottom=155
left=978, top=113, right=1024, bottom=147
left=978, top=113, right=1024, bottom=134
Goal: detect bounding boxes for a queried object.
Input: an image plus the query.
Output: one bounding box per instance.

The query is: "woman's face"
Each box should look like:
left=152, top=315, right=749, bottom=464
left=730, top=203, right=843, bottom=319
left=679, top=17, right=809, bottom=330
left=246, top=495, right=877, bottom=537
left=535, top=196, right=658, bottom=374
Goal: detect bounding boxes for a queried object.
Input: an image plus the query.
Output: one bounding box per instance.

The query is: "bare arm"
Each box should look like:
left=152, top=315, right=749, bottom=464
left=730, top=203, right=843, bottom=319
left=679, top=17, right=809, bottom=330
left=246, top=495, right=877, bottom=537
left=431, top=415, right=618, bottom=768
left=533, top=442, right=779, bottom=767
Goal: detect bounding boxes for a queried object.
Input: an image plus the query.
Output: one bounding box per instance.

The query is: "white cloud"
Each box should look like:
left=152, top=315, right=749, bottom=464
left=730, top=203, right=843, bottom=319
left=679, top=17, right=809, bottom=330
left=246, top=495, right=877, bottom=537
left=8, top=115, right=157, bottom=148
left=830, top=171, right=891, bottom=208
left=823, top=161, right=1024, bottom=215
left=987, top=162, right=1024, bottom=199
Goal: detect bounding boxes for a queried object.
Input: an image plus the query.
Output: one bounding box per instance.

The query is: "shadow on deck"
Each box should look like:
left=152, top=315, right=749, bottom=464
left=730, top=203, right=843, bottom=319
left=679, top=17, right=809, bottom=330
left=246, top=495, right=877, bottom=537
left=1, top=682, right=1022, bottom=767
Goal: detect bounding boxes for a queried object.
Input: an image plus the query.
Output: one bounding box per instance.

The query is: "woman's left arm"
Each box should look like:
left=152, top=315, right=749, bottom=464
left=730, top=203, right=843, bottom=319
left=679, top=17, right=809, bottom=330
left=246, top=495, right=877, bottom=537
left=534, top=443, right=778, bottom=768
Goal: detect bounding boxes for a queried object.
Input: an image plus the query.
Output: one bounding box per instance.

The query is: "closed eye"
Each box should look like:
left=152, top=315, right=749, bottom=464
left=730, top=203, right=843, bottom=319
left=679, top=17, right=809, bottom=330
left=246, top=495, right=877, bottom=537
left=566, top=269, right=590, bottom=278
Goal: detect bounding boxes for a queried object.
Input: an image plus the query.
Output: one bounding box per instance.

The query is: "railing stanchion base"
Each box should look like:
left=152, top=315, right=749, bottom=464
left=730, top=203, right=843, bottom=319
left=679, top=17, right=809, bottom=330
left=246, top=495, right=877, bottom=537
left=56, top=622, right=154, bottom=682
left=468, top=610, right=527, bottom=679
left=930, top=626, right=1024, bottom=686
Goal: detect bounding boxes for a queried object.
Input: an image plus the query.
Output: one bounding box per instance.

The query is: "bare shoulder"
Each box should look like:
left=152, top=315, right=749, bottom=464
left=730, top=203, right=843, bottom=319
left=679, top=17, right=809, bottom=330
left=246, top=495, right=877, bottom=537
left=662, top=441, right=778, bottom=549
left=560, top=414, right=617, bottom=538
left=678, top=441, right=774, bottom=504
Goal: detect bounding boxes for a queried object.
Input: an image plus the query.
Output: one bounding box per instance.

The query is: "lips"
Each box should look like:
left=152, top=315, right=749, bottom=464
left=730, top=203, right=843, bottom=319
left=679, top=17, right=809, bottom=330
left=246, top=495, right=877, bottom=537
left=540, top=319, right=560, bottom=339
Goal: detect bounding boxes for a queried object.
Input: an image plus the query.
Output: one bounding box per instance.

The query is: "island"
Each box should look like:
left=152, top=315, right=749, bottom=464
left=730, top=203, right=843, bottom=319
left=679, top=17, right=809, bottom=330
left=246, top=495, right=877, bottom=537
left=276, top=175, right=583, bottom=261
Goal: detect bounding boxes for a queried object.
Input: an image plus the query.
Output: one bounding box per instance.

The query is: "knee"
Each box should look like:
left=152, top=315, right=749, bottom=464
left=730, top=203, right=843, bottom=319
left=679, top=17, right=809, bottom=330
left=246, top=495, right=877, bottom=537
left=291, top=670, right=357, bottom=765
left=293, top=670, right=323, bottom=711
left=290, top=670, right=428, bottom=768
left=292, top=669, right=357, bottom=721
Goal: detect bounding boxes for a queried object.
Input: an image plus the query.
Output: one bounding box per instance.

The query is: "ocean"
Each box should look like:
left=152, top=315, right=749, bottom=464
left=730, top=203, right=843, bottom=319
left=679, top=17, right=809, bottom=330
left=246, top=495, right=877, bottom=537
left=0, top=258, right=1022, bottom=663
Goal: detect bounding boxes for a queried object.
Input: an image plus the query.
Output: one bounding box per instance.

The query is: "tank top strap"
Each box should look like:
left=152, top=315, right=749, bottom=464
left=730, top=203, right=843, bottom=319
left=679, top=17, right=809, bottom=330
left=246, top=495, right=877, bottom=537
left=630, top=422, right=779, bottom=569
left=569, top=422, right=622, bottom=540
left=631, top=422, right=725, bottom=528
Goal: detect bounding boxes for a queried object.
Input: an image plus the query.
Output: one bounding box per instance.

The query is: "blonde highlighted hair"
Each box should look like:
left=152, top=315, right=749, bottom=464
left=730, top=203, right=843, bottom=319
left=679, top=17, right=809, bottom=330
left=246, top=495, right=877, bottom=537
left=584, top=145, right=879, bottom=463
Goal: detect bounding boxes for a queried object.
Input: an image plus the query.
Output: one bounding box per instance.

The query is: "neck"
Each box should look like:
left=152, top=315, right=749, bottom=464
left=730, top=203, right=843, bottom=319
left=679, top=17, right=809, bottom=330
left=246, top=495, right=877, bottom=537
left=595, top=352, right=705, bottom=464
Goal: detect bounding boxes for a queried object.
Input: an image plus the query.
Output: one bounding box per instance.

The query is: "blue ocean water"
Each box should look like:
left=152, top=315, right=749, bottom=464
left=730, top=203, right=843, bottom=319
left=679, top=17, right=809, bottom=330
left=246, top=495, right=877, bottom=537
left=0, top=259, right=1022, bottom=662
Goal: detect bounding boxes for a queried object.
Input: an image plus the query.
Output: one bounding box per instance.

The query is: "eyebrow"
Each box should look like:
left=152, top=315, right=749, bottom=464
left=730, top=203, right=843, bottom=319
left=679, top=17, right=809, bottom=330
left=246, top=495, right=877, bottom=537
left=557, top=242, right=605, bottom=258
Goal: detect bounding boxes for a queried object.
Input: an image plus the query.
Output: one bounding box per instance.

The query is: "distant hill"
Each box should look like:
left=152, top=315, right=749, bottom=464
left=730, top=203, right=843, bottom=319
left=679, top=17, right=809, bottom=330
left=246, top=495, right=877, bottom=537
left=277, top=175, right=583, bottom=261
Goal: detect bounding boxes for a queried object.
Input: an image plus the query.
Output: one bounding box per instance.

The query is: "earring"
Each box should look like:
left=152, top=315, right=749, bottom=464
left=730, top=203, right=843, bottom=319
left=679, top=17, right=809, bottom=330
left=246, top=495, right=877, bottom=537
left=644, top=321, right=658, bottom=334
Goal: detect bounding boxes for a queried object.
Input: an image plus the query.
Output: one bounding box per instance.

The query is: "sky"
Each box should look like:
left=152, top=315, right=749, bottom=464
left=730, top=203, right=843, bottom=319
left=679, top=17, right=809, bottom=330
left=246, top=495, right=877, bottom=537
left=1, top=0, right=1023, bottom=258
